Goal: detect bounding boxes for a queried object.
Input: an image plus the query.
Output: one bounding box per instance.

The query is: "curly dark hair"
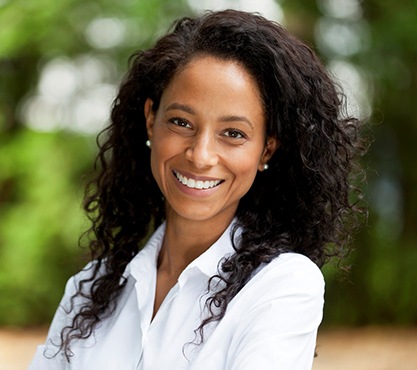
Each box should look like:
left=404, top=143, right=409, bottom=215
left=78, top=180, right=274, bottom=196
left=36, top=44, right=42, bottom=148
left=59, top=9, right=366, bottom=360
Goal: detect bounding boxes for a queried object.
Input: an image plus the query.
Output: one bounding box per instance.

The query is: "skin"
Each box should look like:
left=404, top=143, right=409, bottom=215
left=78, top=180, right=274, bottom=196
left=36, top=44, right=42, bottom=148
left=144, top=55, right=278, bottom=317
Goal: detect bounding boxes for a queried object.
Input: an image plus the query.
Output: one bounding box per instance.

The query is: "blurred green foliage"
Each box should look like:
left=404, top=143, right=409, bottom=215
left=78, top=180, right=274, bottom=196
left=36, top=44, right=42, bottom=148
left=0, top=130, right=92, bottom=325
left=1, top=0, right=416, bottom=327
left=319, top=0, right=417, bottom=327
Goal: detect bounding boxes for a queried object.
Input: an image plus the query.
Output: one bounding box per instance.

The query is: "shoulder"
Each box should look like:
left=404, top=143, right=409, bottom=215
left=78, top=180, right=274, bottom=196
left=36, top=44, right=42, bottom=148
left=32, top=261, right=105, bottom=362
left=62, top=261, right=105, bottom=302
left=252, top=252, right=324, bottom=287
left=46, top=260, right=108, bottom=327
left=262, top=252, right=324, bottom=285
left=233, top=252, right=324, bottom=311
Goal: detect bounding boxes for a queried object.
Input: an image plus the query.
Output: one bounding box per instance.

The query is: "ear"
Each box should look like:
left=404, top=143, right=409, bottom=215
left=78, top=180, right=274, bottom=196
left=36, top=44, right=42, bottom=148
left=258, top=137, right=279, bottom=171
left=144, top=98, right=155, bottom=141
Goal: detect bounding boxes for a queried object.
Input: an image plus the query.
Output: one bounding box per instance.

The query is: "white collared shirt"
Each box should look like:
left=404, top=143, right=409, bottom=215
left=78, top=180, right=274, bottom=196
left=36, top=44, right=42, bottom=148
left=29, top=221, right=324, bottom=370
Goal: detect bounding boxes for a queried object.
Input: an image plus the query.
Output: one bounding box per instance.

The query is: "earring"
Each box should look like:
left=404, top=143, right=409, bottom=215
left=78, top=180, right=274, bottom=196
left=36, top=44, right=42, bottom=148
left=263, top=163, right=269, bottom=170
left=146, top=140, right=151, bottom=148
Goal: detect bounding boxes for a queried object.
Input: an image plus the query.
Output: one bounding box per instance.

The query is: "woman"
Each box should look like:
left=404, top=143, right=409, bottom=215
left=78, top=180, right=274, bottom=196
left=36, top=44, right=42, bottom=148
left=30, top=9, right=365, bottom=370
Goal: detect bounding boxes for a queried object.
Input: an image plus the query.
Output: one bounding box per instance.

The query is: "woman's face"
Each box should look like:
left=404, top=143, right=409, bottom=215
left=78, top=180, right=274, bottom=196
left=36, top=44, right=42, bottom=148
left=144, top=55, right=277, bottom=224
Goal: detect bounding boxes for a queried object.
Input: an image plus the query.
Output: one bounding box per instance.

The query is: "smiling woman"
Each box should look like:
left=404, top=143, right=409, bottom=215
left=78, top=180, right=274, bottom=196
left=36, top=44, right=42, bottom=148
left=29, top=9, right=366, bottom=370
left=144, top=56, right=276, bottom=227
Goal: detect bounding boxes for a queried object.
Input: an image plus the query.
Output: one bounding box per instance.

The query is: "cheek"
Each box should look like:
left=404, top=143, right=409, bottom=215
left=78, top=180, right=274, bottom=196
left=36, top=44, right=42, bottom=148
left=233, top=157, right=260, bottom=190
left=149, top=152, right=160, bottom=189
left=149, top=136, right=181, bottom=193
left=149, top=143, right=167, bottom=189
left=234, top=144, right=264, bottom=173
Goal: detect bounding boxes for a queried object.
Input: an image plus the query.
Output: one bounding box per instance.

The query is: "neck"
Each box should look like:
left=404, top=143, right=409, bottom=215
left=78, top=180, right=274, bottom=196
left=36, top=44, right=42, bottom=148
left=157, top=213, right=234, bottom=276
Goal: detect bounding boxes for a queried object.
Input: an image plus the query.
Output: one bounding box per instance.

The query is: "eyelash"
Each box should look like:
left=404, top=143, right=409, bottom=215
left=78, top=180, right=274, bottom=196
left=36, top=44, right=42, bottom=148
left=168, top=117, right=192, bottom=128
left=223, top=129, right=246, bottom=139
left=167, top=118, right=247, bottom=140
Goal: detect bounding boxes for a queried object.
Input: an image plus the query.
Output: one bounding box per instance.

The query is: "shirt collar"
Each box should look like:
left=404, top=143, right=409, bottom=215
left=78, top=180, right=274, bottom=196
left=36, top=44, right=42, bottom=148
left=183, top=219, right=238, bottom=278
left=125, top=219, right=239, bottom=281
left=125, top=222, right=165, bottom=282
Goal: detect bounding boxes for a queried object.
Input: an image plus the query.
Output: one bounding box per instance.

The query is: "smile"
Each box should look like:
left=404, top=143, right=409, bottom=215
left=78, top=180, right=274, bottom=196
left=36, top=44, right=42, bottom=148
left=173, top=170, right=222, bottom=189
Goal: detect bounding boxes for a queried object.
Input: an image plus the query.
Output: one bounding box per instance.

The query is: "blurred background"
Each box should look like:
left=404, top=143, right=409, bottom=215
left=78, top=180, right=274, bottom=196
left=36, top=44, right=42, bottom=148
left=0, top=0, right=416, bottom=367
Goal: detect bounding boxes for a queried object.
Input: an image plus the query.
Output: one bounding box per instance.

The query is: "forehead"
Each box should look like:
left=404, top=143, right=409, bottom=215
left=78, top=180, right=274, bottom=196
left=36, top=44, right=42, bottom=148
left=161, top=55, right=263, bottom=109
left=176, top=55, right=258, bottom=88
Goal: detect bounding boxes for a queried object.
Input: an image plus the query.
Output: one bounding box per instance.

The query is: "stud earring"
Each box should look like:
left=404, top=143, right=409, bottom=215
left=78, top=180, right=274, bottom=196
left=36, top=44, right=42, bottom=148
left=263, top=163, right=269, bottom=170
left=146, top=140, right=151, bottom=148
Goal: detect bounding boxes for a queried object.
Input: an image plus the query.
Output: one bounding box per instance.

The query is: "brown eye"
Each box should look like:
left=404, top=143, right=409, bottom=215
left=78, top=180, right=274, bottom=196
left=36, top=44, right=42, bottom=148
left=169, top=117, right=192, bottom=128
left=223, top=129, right=246, bottom=139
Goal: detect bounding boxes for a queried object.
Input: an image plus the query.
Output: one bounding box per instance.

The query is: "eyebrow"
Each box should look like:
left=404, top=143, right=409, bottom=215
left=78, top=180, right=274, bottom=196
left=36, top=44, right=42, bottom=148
left=166, top=102, right=254, bottom=129
left=166, top=103, right=195, bottom=115
left=219, top=115, right=254, bottom=129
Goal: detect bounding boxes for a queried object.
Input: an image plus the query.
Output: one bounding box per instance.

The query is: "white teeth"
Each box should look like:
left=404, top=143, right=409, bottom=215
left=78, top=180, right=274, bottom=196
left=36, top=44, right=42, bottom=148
left=187, top=178, right=195, bottom=188
left=174, top=171, right=221, bottom=189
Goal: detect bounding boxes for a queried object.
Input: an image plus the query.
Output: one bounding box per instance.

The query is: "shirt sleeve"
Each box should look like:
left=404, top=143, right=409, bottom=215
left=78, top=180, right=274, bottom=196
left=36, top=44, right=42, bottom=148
left=226, top=254, right=325, bottom=370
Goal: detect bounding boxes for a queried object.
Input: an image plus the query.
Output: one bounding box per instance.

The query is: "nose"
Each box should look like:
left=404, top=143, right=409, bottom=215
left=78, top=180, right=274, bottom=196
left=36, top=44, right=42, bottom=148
left=185, top=132, right=219, bottom=169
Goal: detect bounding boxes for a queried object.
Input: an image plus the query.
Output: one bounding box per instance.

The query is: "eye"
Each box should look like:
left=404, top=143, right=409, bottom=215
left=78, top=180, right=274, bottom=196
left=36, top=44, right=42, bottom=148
left=169, top=117, right=192, bottom=128
left=223, top=129, right=246, bottom=139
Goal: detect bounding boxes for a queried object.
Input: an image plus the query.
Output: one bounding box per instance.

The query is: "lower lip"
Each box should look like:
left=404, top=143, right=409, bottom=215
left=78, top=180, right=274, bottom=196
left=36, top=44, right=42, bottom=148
left=172, top=174, right=221, bottom=197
